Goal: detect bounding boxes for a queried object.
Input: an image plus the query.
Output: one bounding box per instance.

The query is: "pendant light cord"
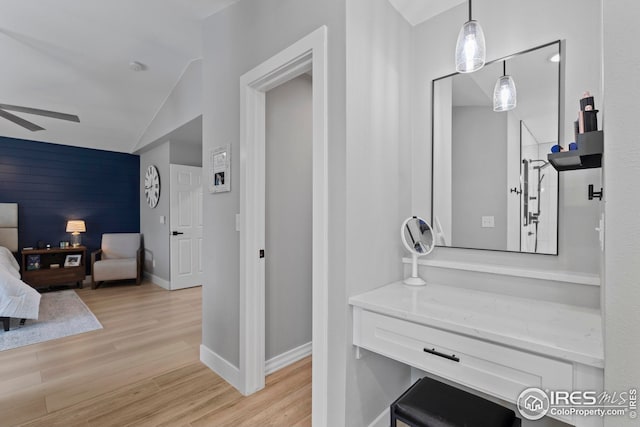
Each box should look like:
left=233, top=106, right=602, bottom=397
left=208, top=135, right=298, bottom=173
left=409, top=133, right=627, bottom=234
left=503, top=61, right=507, bottom=77
left=469, top=0, right=472, bottom=21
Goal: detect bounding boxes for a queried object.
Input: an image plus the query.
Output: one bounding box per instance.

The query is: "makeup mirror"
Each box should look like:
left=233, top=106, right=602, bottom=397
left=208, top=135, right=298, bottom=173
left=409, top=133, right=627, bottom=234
left=401, top=216, right=435, bottom=286
left=432, top=41, right=560, bottom=255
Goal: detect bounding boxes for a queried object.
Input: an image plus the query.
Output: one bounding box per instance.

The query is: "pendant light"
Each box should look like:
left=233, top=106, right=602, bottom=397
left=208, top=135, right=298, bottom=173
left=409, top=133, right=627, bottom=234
left=493, top=61, right=517, bottom=112
left=455, top=0, right=486, bottom=73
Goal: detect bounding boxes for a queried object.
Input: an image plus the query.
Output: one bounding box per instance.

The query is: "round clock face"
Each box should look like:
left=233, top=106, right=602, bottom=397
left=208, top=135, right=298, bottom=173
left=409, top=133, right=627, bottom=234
left=144, top=165, right=160, bottom=208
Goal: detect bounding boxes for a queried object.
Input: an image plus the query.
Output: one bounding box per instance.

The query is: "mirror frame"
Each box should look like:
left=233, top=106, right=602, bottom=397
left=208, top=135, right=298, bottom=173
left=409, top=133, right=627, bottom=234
left=401, top=216, right=435, bottom=256
left=431, top=40, right=562, bottom=255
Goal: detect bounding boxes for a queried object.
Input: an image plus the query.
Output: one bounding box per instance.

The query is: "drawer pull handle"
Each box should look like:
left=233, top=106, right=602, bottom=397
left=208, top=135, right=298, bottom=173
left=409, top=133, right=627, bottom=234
left=423, top=348, right=460, bottom=362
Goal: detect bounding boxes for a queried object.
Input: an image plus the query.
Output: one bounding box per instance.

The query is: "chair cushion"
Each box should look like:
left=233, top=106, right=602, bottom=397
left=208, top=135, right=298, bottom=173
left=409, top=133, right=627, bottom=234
left=392, top=377, right=516, bottom=427
left=93, top=258, right=137, bottom=281
left=101, top=233, right=140, bottom=259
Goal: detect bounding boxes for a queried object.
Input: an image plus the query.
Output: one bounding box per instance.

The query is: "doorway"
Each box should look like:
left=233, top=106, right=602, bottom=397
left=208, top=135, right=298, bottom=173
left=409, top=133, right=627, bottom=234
left=264, top=74, right=313, bottom=373
left=239, top=26, right=328, bottom=426
left=170, top=164, right=204, bottom=289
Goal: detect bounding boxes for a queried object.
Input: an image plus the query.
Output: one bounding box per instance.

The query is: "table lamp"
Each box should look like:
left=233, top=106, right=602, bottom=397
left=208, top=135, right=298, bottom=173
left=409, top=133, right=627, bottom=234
left=66, top=220, right=86, bottom=247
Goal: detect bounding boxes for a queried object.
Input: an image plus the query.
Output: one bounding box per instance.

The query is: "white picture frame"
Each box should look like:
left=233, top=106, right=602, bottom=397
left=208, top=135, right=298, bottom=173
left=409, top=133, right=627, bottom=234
left=209, top=145, right=231, bottom=193
left=64, top=254, right=81, bottom=267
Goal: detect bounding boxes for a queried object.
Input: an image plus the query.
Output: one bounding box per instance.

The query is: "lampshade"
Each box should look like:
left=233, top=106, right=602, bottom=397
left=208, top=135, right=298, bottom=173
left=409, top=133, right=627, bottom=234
left=66, top=220, right=86, bottom=233
left=455, top=1, right=485, bottom=73
left=493, top=61, right=517, bottom=112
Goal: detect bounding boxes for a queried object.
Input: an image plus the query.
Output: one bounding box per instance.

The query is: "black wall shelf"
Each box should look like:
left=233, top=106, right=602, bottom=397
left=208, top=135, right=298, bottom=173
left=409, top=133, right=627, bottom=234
left=548, top=131, right=603, bottom=171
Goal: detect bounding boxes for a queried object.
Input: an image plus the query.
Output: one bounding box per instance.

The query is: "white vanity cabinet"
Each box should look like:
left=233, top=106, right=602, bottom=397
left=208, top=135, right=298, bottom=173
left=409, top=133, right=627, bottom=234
left=350, top=282, right=604, bottom=426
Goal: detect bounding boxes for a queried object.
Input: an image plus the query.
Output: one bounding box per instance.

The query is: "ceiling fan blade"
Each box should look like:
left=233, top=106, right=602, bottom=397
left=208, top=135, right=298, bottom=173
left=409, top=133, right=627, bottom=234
left=0, top=108, right=44, bottom=131
left=0, top=104, right=80, bottom=122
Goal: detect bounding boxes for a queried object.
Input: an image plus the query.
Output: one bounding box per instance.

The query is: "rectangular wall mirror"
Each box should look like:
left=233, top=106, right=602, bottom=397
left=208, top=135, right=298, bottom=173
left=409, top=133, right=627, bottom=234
left=432, top=41, right=560, bottom=255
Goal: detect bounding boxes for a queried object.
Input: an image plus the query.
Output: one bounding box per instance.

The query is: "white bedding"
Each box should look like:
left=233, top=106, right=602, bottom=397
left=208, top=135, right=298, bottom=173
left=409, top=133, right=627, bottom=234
left=0, top=246, right=41, bottom=320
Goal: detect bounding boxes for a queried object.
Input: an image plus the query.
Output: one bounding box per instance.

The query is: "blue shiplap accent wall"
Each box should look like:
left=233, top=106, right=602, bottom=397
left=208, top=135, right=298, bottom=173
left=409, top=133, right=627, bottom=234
left=0, top=136, right=139, bottom=270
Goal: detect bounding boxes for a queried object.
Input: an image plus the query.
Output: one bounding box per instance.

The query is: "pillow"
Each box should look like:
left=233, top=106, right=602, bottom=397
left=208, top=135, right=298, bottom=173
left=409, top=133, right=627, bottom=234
left=0, top=246, right=20, bottom=277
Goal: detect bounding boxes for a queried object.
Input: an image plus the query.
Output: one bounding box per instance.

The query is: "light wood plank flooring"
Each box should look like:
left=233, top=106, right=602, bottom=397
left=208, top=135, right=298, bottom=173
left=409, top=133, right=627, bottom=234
left=0, top=281, right=311, bottom=427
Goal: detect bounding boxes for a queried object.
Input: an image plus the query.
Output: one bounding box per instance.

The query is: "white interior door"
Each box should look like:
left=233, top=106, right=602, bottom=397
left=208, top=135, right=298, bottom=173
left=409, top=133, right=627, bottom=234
left=170, top=164, right=203, bottom=290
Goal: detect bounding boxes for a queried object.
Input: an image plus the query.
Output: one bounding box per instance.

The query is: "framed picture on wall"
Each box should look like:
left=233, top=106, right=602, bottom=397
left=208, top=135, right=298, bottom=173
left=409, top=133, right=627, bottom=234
left=209, top=145, right=231, bottom=193
left=64, top=254, right=81, bottom=267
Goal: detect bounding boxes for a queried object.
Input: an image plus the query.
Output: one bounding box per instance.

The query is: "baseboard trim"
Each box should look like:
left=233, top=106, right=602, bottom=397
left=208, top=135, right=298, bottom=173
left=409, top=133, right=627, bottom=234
left=265, top=341, right=312, bottom=376
left=369, top=408, right=389, bottom=427
left=144, top=272, right=170, bottom=290
left=200, top=344, right=242, bottom=391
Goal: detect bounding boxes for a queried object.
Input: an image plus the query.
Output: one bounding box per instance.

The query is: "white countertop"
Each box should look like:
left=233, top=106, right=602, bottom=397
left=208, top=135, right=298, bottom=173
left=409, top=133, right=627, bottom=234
left=349, top=282, right=604, bottom=368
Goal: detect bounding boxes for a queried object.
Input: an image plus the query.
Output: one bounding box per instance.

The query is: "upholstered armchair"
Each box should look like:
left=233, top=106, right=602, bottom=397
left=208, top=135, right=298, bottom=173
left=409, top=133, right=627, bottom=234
left=91, top=233, right=143, bottom=289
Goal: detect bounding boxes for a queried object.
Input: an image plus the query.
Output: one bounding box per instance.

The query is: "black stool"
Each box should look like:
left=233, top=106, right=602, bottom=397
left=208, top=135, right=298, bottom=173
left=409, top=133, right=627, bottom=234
left=390, top=377, right=520, bottom=427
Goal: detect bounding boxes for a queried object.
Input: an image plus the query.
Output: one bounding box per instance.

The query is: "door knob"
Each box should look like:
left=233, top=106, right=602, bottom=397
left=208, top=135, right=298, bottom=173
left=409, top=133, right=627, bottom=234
left=172, top=231, right=184, bottom=236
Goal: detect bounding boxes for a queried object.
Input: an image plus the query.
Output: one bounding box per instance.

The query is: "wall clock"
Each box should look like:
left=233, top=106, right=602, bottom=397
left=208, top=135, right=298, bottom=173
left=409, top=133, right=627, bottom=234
left=144, top=165, right=160, bottom=208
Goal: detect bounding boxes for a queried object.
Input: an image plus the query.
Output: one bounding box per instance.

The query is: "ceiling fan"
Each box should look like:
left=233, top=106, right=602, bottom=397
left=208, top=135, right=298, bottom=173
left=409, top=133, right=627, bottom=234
left=0, top=103, right=79, bottom=131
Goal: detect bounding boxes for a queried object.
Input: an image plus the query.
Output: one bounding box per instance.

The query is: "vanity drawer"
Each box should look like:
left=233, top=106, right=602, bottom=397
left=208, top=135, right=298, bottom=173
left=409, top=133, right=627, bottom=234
left=354, top=309, right=574, bottom=406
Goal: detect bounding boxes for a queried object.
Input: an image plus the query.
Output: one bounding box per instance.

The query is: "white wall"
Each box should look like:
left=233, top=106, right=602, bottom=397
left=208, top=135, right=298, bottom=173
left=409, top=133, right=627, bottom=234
left=451, top=106, right=508, bottom=250
left=170, top=142, right=202, bottom=167
left=140, top=141, right=171, bottom=283
left=602, top=1, right=640, bottom=425
left=134, top=59, right=203, bottom=152
left=264, top=75, right=312, bottom=360
left=201, top=1, right=349, bottom=425
left=345, top=0, right=413, bottom=425
left=411, top=0, right=602, bottom=306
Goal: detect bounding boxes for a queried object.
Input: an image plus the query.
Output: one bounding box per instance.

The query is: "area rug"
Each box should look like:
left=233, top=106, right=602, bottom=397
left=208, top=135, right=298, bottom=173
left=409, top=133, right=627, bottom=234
left=0, top=290, right=103, bottom=351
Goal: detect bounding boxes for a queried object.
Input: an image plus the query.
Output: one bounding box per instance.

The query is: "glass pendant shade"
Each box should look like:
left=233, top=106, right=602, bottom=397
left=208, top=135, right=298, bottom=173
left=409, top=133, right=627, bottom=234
left=493, top=75, right=517, bottom=112
left=455, top=20, right=486, bottom=73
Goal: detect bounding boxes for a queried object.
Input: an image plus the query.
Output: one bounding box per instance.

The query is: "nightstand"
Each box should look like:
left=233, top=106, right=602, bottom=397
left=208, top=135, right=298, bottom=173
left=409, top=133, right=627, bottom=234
left=21, top=246, right=87, bottom=289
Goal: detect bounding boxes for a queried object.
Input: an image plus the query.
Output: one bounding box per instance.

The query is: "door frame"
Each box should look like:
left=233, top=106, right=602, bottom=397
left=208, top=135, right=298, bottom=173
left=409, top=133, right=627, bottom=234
left=239, top=26, right=328, bottom=426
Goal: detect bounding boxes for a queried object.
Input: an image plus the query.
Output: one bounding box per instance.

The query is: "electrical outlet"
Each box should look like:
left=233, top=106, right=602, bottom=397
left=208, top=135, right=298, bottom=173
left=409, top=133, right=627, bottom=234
left=481, top=216, right=495, bottom=228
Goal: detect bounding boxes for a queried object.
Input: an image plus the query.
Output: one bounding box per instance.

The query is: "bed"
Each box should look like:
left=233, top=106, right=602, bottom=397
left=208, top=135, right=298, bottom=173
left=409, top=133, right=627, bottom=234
left=0, top=203, right=41, bottom=331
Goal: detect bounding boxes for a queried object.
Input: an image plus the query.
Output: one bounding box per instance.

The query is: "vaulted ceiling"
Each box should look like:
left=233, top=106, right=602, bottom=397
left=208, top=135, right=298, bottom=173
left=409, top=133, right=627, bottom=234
left=0, top=0, right=470, bottom=154
left=388, top=0, right=465, bottom=25
left=0, top=0, right=234, bottom=153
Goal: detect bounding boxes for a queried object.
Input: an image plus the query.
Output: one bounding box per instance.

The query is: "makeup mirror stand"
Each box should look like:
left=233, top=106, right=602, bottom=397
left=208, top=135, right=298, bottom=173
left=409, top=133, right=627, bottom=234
left=405, top=253, right=426, bottom=286
left=401, top=216, right=435, bottom=286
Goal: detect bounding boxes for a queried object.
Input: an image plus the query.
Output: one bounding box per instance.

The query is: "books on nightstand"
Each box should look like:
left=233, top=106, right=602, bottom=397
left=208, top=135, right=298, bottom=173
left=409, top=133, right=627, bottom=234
left=26, top=254, right=41, bottom=270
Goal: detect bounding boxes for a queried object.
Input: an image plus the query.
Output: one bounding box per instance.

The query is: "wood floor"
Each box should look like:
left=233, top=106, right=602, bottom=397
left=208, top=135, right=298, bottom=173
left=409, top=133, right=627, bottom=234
left=0, top=281, right=311, bottom=427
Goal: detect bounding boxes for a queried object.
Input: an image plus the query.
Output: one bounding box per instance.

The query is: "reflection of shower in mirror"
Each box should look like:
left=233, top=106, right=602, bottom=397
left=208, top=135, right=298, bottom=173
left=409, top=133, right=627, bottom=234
left=521, top=158, right=554, bottom=253
left=514, top=119, right=558, bottom=254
